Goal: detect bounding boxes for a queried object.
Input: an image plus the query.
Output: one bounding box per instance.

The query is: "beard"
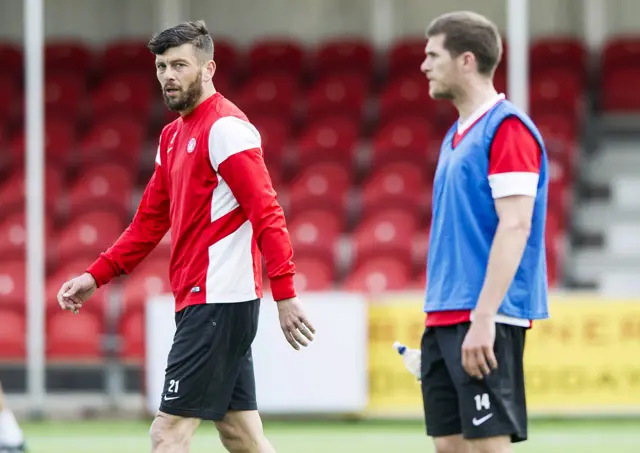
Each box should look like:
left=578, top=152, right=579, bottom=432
left=163, top=72, right=203, bottom=112
left=429, top=81, right=456, bottom=100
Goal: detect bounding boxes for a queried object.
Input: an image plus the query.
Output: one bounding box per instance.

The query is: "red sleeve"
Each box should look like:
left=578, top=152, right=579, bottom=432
left=217, top=149, right=296, bottom=301
left=85, top=164, right=171, bottom=287
left=488, top=117, right=542, bottom=199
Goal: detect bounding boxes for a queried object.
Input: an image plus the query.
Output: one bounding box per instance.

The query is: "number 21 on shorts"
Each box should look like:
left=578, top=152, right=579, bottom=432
left=168, top=379, right=180, bottom=394
left=474, top=393, right=490, bottom=411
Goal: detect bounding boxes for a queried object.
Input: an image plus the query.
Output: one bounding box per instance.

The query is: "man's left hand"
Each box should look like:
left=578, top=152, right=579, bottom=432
left=461, top=314, right=498, bottom=379
left=276, top=297, right=316, bottom=350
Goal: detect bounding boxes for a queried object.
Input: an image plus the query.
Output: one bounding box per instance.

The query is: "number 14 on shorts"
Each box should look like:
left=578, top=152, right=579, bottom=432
left=474, top=393, right=490, bottom=411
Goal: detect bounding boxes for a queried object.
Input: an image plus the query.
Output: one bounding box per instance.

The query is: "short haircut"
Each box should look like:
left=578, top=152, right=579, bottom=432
left=427, top=11, right=502, bottom=76
left=147, top=20, right=214, bottom=62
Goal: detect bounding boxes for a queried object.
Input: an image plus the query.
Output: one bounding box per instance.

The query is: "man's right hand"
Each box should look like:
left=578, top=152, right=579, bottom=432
left=56, top=273, right=98, bottom=314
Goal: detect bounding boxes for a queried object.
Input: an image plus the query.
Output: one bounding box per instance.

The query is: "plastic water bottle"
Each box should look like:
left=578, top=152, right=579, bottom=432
left=393, top=341, right=422, bottom=380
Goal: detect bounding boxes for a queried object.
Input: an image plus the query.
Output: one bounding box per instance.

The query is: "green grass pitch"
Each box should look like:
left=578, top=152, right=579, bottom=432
left=18, top=418, right=640, bottom=452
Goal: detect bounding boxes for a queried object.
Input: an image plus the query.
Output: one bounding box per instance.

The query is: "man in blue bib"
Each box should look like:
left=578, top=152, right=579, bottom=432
left=418, top=11, right=550, bottom=453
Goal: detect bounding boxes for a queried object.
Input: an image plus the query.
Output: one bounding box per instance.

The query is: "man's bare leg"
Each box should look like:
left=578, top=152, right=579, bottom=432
left=149, top=411, right=200, bottom=453
left=215, top=410, right=275, bottom=453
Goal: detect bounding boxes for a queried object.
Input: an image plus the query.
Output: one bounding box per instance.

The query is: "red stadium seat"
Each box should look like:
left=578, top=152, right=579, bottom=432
left=0, top=309, right=25, bottom=360
left=120, top=258, right=171, bottom=312
left=287, top=209, right=342, bottom=266
left=0, top=43, right=22, bottom=79
left=67, top=162, right=134, bottom=220
left=247, top=39, right=305, bottom=76
left=0, top=259, right=26, bottom=310
left=602, top=37, right=640, bottom=74
left=90, top=73, right=153, bottom=119
left=118, top=308, right=145, bottom=361
left=45, top=41, right=94, bottom=76
left=236, top=73, right=298, bottom=119
left=293, top=256, right=335, bottom=292
left=0, top=73, right=18, bottom=125
left=370, top=115, right=437, bottom=170
left=378, top=74, right=436, bottom=123
left=0, top=166, right=65, bottom=218
left=360, top=162, right=426, bottom=221
left=314, top=39, right=374, bottom=78
left=250, top=115, right=291, bottom=173
left=343, top=257, right=412, bottom=293
left=305, top=71, right=368, bottom=122
left=295, top=115, right=359, bottom=169
left=387, top=38, right=425, bottom=80
left=79, top=115, right=145, bottom=165
left=100, top=40, right=155, bottom=76
left=9, top=117, right=77, bottom=166
left=212, top=39, right=238, bottom=76
left=351, top=209, right=418, bottom=268
left=47, top=310, right=102, bottom=361
left=0, top=211, right=53, bottom=261
left=54, top=210, right=125, bottom=263
left=287, top=162, right=351, bottom=219
left=44, top=70, right=87, bottom=119
left=530, top=37, right=587, bottom=76
left=529, top=69, right=583, bottom=120
left=601, top=68, right=640, bottom=112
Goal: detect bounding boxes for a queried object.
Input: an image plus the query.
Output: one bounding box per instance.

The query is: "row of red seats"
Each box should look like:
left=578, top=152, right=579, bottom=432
left=0, top=36, right=594, bottom=82
left=0, top=64, right=586, bottom=130
left=0, top=103, right=580, bottom=183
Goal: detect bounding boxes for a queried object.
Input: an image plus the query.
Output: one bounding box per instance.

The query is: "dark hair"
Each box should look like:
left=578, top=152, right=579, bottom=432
left=427, top=11, right=502, bottom=76
left=147, top=20, right=214, bottom=61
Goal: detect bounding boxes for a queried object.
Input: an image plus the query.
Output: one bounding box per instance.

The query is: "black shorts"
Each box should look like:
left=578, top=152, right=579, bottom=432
left=420, top=322, right=527, bottom=442
left=158, top=300, right=260, bottom=421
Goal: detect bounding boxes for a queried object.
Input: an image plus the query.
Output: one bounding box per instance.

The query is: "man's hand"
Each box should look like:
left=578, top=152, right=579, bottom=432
left=461, top=314, right=498, bottom=379
left=276, top=297, right=315, bottom=350
left=56, top=273, right=98, bottom=314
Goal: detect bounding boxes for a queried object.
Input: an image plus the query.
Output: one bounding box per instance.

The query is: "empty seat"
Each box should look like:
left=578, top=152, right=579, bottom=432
left=100, top=40, right=155, bottom=75
left=295, top=115, right=359, bottom=169
left=67, top=162, right=134, bottom=220
left=288, top=209, right=342, bottom=266
left=287, top=162, right=351, bottom=219
left=370, top=115, right=436, bottom=170
left=54, top=210, right=125, bottom=262
left=530, top=37, right=587, bottom=76
left=247, top=39, right=304, bottom=76
left=46, top=310, right=102, bottom=360
left=343, top=257, right=412, bottom=293
left=44, top=70, right=87, bottom=119
left=292, top=256, right=335, bottom=292
left=236, top=73, right=298, bottom=118
left=601, top=67, right=640, bottom=112
left=0, top=73, right=18, bottom=125
left=360, top=162, right=426, bottom=220
left=0, top=166, right=65, bottom=218
left=601, top=37, right=640, bottom=75
left=314, top=39, right=373, bottom=78
left=387, top=38, right=425, bottom=80
left=0, top=43, right=22, bottom=79
left=9, top=116, right=77, bottom=167
left=351, top=209, right=418, bottom=268
left=78, top=115, right=146, bottom=165
left=0, top=211, right=53, bottom=260
left=0, top=309, right=25, bottom=360
left=0, top=259, right=26, bottom=310
left=118, top=308, right=145, bottom=361
left=305, top=71, right=368, bottom=122
left=378, top=73, right=437, bottom=124
left=212, top=40, right=238, bottom=76
left=46, top=41, right=94, bottom=76
left=529, top=69, right=583, bottom=119
left=90, top=73, right=153, bottom=119
left=120, top=257, right=171, bottom=312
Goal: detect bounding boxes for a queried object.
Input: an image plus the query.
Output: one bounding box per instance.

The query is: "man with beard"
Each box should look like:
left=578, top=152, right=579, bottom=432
left=57, top=20, right=315, bottom=453
left=417, top=11, right=550, bottom=453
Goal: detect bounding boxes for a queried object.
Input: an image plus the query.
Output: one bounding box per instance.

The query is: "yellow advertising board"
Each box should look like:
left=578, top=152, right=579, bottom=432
left=367, top=293, right=640, bottom=416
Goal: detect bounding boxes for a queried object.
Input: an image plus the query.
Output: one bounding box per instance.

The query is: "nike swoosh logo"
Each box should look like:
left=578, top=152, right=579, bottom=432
left=167, top=147, right=173, bottom=153
left=472, top=413, right=494, bottom=426
left=163, top=395, right=179, bottom=401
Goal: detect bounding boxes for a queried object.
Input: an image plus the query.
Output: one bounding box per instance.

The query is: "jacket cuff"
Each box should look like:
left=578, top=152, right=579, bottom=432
left=270, top=274, right=296, bottom=301
left=85, top=256, right=117, bottom=288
